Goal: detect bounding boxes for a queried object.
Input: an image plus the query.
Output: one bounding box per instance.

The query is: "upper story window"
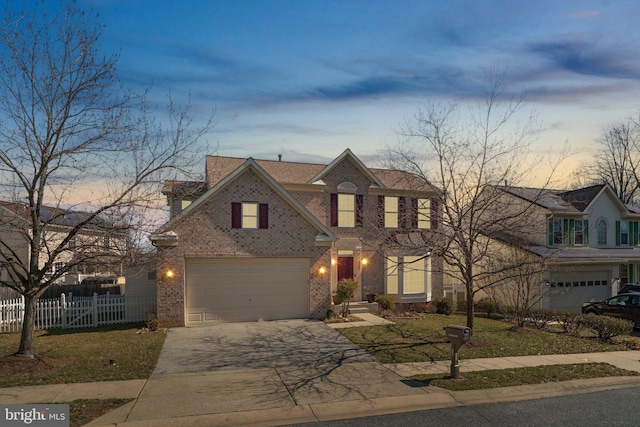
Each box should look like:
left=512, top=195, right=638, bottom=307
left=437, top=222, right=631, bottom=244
left=68, top=236, right=76, bottom=249
left=417, top=198, right=431, bottom=229
left=574, top=219, right=584, bottom=245
left=619, top=221, right=629, bottom=246
left=548, top=218, right=589, bottom=246
left=384, top=196, right=398, bottom=228
left=231, top=202, right=269, bottom=229
left=331, top=182, right=362, bottom=228
left=103, top=236, right=110, bottom=249
left=338, top=194, right=355, bottom=227
left=597, top=219, right=607, bottom=245
left=552, top=218, right=564, bottom=245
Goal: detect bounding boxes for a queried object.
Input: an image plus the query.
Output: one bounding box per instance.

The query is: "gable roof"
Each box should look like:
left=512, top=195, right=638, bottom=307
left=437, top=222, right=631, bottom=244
left=307, top=149, right=384, bottom=187
left=203, top=150, right=436, bottom=193
left=501, top=183, right=631, bottom=215
left=0, top=201, right=116, bottom=231
left=152, top=158, right=338, bottom=245
left=557, top=184, right=607, bottom=212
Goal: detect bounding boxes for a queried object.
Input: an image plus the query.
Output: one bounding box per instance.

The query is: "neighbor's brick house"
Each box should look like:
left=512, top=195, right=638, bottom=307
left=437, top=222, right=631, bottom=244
left=151, top=149, right=443, bottom=327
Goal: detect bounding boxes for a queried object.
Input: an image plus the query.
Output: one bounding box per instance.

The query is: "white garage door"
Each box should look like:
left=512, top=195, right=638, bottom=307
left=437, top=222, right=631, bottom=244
left=547, top=271, right=610, bottom=313
left=185, top=258, right=309, bottom=324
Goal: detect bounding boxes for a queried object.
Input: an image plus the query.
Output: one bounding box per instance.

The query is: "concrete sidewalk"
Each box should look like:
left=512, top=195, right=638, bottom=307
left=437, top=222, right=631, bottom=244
left=1, top=351, right=640, bottom=426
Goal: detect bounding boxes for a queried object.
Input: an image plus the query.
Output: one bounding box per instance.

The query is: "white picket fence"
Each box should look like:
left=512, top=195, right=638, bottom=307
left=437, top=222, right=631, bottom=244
left=0, top=293, right=156, bottom=333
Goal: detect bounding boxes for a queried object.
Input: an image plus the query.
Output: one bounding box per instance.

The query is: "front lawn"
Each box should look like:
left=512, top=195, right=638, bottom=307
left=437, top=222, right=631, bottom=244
left=411, top=363, right=639, bottom=391
left=0, top=323, right=166, bottom=387
left=338, top=315, right=629, bottom=364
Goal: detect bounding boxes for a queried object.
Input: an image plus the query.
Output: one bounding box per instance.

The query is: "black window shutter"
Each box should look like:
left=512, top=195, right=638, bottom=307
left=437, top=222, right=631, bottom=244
left=330, top=193, right=338, bottom=226
left=431, top=199, right=438, bottom=229
left=356, top=194, right=364, bottom=227
left=259, top=203, right=269, bottom=229
left=377, top=196, right=385, bottom=227
left=411, top=198, right=418, bottom=229
left=231, top=202, right=242, bottom=228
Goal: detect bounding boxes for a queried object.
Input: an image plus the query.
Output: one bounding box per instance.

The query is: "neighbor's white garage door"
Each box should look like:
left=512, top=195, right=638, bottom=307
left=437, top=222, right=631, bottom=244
left=185, top=258, right=309, bottom=324
left=547, top=271, right=609, bottom=312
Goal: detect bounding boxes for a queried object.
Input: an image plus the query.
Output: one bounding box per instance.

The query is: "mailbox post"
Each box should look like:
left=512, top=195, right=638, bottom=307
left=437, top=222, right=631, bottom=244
left=444, top=325, right=472, bottom=379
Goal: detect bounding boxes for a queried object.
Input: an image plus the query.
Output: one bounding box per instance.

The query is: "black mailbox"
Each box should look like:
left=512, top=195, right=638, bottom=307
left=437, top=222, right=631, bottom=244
left=443, top=324, right=472, bottom=379
left=445, top=325, right=472, bottom=344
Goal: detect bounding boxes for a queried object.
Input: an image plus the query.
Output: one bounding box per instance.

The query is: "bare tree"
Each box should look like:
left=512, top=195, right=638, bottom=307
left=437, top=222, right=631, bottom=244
left=0, top=2, right=212, bottom=357
left=572, top=118, right=640, bottom=204
left=484, top=245, right=547, bottom=328
left=386, top=73, right=553, bottom=330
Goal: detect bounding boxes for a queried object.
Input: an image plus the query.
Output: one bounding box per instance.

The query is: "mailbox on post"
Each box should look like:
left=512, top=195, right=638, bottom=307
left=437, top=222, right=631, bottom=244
left=444, top=325, right=472, bottom=379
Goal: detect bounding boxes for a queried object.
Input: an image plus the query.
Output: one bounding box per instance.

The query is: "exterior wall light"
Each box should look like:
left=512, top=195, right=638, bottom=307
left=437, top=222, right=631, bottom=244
left=318, top=266, right=327, bottom=275
left=165, top=269, right=175, bottom=279
left=331, top=258, right=336, bottom=266
left=361, top=258, right=368, bottom=266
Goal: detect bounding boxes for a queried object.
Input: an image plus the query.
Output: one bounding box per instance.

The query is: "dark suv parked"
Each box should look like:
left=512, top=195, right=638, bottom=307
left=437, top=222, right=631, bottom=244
left=619, top=283, right=640, bottom=294
left=582, top=293, right=640, bottom=327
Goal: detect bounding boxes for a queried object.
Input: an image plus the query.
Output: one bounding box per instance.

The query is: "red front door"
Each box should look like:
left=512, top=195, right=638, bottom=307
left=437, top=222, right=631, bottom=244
left=337, top=256, right=354, bottom=281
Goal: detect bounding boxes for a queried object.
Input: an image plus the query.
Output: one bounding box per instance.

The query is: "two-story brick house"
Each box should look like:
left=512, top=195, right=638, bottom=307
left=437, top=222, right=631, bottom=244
left=151, top=149, right=443, bottom=327
left=491, top=184, right=640, bottom=312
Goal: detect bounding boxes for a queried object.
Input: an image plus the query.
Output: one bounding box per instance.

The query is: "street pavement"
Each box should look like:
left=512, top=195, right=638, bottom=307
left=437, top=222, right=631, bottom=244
left=1, top=314, right=640, bottom=426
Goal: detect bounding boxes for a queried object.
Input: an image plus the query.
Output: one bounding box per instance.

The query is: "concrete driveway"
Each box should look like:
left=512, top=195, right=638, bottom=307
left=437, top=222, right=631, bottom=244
left=123, top=319, right=425, bottom=423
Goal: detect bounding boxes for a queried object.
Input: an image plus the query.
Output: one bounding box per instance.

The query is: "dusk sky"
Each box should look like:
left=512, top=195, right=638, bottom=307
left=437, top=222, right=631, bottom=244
left=74, top=1, right=640, bottom=178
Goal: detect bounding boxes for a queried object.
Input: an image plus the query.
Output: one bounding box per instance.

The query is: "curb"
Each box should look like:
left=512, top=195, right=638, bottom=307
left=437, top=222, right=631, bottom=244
left=85, top=376, right=640, bottom=426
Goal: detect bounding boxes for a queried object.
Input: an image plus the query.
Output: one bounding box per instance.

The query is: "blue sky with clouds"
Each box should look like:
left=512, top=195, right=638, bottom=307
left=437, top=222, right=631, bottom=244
left=71, top=1, right=640, bottom=171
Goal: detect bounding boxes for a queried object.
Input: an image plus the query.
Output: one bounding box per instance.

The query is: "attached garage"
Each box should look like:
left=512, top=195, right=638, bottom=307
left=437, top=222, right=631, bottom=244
left=185, top=258, right=310, bottom=324
left=546, top=271, right=610, bottom=312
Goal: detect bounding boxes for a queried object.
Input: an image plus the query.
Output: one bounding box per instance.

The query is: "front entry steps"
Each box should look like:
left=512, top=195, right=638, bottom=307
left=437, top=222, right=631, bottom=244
left=329, top=300, right=378, bottom=314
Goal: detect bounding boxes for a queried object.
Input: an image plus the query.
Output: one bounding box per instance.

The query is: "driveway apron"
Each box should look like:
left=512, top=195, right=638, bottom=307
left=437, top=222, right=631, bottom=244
left=125, top=319, right=424, bottom=422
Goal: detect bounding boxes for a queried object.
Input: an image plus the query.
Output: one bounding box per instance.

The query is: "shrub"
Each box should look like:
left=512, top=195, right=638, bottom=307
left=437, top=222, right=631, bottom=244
left=528, top=308, right=555, bottom=329
left=375, top=294, right=395, bottom=311
left=622, top=337, right=640, bottom=349
left=336, top=278, right=358, bottom=317
left=145, top=313, right=159, bottom=331
left=552, top=310, right=585, bottom=336
left=581, top=314, right=633, bottom=341
left=475, top=297, right=501, bottom=318
left=431, top=297, right=453, bottom=315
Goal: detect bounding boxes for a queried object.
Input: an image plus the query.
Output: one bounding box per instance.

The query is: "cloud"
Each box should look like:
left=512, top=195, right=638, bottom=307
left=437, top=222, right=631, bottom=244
left=528, top=39, right=640, bottom=79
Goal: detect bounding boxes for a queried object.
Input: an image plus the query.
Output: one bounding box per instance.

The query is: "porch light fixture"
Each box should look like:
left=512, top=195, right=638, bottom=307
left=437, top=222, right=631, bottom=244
left=165, top=269, right=175, bottom=279
left=318, top=266, right=327, bottom=275
left=331, top=258, right=336, bottom=266
left=361, top=258, right=368, bottom=266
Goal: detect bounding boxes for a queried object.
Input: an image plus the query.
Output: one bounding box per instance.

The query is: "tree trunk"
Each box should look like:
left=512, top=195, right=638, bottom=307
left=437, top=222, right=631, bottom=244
left=17, top=295, right=38, bottom=358
left=466, top=288, right=474, bottom=330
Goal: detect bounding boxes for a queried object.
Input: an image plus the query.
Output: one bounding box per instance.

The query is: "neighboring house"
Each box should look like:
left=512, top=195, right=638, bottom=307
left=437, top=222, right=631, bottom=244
left=0, top=201, right=128, bottom=289
left=151, top=149, right=443, bottom=327
left=486, top=184, right=640, bottom=312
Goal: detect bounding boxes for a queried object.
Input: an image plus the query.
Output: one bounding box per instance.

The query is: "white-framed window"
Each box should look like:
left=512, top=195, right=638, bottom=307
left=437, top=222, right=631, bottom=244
left=417, top=198, right=430, bottom=229
left=553, top=218, right=563, bottom=245
left=386, top=256, right=399, bottom=294
left=242, top=202, right=259, bottom=229
left=103, top=235, right=110, bottom=249
left=384, top=196, right=398, bottom=228
left=385, top=254, right=430, bottom=300
left=574, top=219, right=584, bottom=245
left=620, top=221, right=629, bottom=246
left=597, top=219, right=607, bottom=245
left=338, top=194, right=355, bottom=228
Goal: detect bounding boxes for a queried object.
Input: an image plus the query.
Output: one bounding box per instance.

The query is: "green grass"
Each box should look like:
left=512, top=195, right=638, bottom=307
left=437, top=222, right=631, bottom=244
left=338, top=315, right=628, bottom=364
left=68, top=398, right=132, bottom=427
left=410, top=363, right=639, bottom=391
left=0, top=323, right=166, bottom=387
